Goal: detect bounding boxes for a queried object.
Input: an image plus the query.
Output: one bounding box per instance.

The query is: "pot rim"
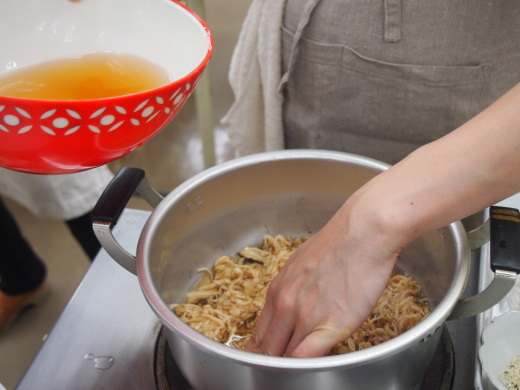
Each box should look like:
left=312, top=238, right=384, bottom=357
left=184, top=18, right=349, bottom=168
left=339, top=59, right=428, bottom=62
left=136, top=150, right=471, bottom=370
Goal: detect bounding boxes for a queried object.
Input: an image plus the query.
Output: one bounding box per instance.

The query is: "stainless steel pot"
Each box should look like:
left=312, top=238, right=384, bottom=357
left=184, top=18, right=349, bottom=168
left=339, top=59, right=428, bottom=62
left=92, top=150, right=520, bottom=390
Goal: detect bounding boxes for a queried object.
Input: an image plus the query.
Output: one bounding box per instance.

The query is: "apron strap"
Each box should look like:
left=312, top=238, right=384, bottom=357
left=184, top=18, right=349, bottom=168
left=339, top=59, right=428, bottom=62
left=278, top=0, right=322, bottom=93
left=384, top=0, right=402, bottom=42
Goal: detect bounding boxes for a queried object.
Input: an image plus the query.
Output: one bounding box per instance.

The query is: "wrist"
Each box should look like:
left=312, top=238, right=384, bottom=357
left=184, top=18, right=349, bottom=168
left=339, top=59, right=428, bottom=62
left=335, top=187, right=413, bottom=264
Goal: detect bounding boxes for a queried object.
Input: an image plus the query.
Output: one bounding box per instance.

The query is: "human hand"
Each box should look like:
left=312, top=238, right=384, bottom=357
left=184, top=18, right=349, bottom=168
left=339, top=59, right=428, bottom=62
left=245, top=199, right=402, bottom=358
left=245, top=88, right=520, bottom=357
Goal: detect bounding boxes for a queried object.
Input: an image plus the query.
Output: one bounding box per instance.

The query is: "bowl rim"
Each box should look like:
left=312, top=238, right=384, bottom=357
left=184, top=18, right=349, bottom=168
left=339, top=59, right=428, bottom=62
left=0, top=0, right=214, bottom=104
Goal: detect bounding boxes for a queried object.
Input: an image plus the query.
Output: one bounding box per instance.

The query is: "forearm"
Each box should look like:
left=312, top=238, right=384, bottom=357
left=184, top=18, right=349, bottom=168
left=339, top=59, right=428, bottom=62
left=246, top=83, right=520, bottom=359
left=344, top=82, right=520, bottom=252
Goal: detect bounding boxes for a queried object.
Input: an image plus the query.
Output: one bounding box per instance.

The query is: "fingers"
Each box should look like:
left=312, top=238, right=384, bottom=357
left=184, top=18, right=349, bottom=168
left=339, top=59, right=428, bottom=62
left=248, top=306, right=354, bottom=358
left=282, top=296, right=352, bottom=357
left=247, top=272, right=351, bottom=357
left=246, top=245, right=314, bottom=356
left=245, top=263, right=391, bottom=358
left=244, top=207, right=400, bottom=359
left=246, top=297, right=295, bottom=356
left=289, top=325, right=354, bottom=358
left=245, top=237, right=353, bottom=358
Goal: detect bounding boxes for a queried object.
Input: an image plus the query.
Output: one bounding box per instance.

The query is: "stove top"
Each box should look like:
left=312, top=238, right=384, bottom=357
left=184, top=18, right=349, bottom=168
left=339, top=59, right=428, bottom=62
left=153, top=325, right=454, bottom=390
left=17, top=210, right=159, bottom=390
left=15, top=209, right=476, bottom=390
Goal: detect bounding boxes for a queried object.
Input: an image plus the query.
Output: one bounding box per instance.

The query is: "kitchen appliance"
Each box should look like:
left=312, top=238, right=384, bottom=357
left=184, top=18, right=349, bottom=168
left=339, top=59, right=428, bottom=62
left=89, top=150, right=520, bottom=390
left=14, top=208, right=498, bottom=390
left=16, top=150, right=520, bottom=389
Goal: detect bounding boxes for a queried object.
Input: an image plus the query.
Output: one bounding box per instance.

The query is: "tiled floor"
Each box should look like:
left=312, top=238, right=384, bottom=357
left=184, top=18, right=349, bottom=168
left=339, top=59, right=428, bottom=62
left=0, top=2, right=251, bottom=389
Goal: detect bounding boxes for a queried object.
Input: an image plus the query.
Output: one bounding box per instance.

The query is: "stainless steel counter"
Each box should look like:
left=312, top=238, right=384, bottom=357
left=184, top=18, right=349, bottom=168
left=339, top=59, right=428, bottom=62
left=16, top=209, right=161, bottom=390
left=16, top=208, right=482, bottom=390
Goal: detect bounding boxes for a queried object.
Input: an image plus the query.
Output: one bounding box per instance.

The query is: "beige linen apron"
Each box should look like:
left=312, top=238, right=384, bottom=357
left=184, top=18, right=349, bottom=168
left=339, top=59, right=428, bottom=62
left=281, top=0, right=520, bottom=164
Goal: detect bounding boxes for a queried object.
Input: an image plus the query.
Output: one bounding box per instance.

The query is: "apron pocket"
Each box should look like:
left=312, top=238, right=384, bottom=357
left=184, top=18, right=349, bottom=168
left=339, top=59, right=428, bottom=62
left=282, top=28, right=491, bottom=163
left=338, top=45, right=491, bottom=146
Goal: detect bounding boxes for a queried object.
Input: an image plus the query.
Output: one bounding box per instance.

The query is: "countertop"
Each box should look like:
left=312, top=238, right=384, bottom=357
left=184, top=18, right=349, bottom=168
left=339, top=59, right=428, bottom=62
left=17, top=208, right=481, bottom=390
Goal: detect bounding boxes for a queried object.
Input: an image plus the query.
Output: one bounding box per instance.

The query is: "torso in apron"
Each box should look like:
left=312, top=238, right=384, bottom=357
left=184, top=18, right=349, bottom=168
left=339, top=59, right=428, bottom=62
left=282, top=0, right=520, bottom=164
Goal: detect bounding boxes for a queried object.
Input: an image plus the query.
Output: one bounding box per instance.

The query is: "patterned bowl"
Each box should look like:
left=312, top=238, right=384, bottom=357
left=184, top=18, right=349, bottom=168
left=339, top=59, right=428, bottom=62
left=0, top=0, right=213, bottom=174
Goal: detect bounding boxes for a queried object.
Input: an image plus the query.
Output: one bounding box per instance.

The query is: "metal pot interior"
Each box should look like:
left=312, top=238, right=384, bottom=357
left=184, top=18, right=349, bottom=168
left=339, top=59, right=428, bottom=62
left=137, top=150, right=468, bottom=360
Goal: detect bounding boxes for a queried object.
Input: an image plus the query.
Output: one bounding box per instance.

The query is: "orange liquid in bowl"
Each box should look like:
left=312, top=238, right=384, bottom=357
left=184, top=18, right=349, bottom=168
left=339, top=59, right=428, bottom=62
left=0, top=52, right=171, bottom=100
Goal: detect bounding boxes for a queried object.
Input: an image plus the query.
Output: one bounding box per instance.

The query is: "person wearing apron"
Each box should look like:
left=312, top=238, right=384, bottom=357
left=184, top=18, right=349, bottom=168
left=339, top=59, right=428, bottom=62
left=281, top=0, right=520, bottom=164
left=225, top=0, right=520, bottom=360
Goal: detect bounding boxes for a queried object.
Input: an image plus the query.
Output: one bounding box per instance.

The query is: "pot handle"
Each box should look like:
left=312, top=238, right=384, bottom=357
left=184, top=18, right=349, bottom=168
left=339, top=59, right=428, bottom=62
left=447, top=206, right=520, bottom=320
left=91, top=167, right=163, bottom=275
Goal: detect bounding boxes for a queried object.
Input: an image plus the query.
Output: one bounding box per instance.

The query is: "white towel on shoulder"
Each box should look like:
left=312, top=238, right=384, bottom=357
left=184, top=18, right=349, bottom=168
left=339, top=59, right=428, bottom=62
left=220, top=0, right=286, bottom=156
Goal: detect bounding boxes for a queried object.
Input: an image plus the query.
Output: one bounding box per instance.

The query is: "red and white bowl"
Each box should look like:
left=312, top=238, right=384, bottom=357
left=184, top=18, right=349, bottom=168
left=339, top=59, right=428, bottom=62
left=0, top=0, right=213, bottom=174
